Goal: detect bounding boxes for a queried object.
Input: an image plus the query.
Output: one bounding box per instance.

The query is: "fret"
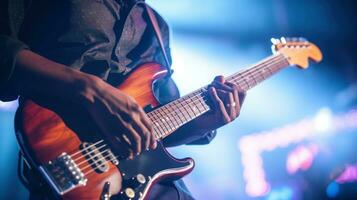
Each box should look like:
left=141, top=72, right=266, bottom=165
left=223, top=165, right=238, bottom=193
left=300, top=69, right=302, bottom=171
left=152, top=111, right=167, bottom=136
left=176, top=99, right=190, bottom=122
left=256, top=68, right=267, bottom=84
left=191, top=94, right=202, bottom=113
left=153, top=110, right=170, bottom=134
left=243, top=77, right=251, bottom=90
left=178, top=90, right=208, bottom=120
left=248, top=69, right=258, bottom=87
left=266, top=64, right=274, bottom=75
left=187, top=96, right=200, bottom=117
left=197, top=95, right=210, bottom=113
left=168, top=104, right=182, bottom=129
left=164, top=105, right=179, bottom=130
left=227, top=54, right=288, bottom=91
left=170, top=103, right=185, bottom=126
left=154, top=122, right=166, bottom=138
left=148, top=112, right=165, bottom=138
left=260, top=69, right=269, bottom=80
left=159, top=106, right=175, bottom=132
left=187, top=93, right=202, bottom=116
left=180, top=96, right=191, bottom=120
left=170, top=100, right=189, bottom=126
left=165, top=103, right=180, bottom=128
left=253, top=70, right=264, bottom=83
left=153, top=126, right=162, bottom=139
left=234, top=73, right=248, bottom=90
left=176, top=104, right=190, bottom=124
left=181, top=96, right=196, bottom=119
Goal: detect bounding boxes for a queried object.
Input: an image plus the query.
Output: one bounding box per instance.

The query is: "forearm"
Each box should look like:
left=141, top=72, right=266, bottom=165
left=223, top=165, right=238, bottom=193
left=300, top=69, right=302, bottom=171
left=8, top=49, right=93, bottom=103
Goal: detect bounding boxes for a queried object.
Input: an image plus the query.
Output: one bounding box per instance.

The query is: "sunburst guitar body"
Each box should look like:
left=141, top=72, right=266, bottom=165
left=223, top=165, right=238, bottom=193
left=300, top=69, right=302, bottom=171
left=14, top=38, right=323, bottom=200
left=16, top=63, right=194, bottom=200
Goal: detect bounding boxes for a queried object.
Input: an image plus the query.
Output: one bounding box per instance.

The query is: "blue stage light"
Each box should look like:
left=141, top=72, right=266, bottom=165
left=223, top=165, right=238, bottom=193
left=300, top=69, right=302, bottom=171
left=326, top=181, right=340, bottom=198
left=267, top=187, right=293, bottom=200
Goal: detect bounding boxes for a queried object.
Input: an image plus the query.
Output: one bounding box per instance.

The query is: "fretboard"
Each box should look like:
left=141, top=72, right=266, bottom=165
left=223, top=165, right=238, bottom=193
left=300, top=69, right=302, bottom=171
left=147, top=53, right=289, bottom=140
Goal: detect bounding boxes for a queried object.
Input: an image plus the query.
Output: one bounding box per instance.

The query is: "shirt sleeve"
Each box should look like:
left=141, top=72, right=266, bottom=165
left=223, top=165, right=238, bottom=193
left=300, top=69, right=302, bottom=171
left=186, top=130, right=217, bottom=145
left=0, top=35, right=28, bottom=101
left=0, top=0, right=29, bottom=101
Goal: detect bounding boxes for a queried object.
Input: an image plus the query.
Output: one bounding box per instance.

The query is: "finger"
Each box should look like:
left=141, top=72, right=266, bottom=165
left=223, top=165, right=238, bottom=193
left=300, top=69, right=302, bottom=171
left=116, top=137, right=134, bottom=159
left=119, top=111, right=147, bottom=154
left=226, top=82, right=241, bottom=115
left=128, top=151, right=134, bottom=160
left=214, top=75, right=225, bottom=84
left=132, top=118, right=151, bottom=152
left=149, top=126, right=157, bottom=149
left=208, top=87, right=231, bottom=123
left=239, top=90, right=247, bottom=105
left=212, top=80, right=234, bottom=92
left=216, top=88, right=236, bottom=119
left=227, top=91, right=236, bottom=119
left=122, top=123, right=142, bottom=155
left=138, top=109, right=157, bottom=149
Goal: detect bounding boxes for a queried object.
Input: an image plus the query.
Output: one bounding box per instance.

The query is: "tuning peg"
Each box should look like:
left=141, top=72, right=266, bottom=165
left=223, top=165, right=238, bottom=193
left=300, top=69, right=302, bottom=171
left=284, top=37, right=308, bottom=43
left=280, top=37, right=287, bottom=44
left=298, top=37, right=308, bottom=42
left=270, top=38, right=280, bottom=45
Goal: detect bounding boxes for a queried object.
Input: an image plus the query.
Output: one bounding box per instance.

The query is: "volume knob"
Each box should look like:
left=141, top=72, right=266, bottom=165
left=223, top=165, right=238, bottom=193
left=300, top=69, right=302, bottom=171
left=135, top=174, right=146, bottom=184
left=124, top=188, right=135, bottom=199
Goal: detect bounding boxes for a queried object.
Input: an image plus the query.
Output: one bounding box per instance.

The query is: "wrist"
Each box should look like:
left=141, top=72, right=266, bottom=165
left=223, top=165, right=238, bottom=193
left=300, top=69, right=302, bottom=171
left=73, top=72, right=102, bottom=104
left=12, top=50, right=104, bottom=106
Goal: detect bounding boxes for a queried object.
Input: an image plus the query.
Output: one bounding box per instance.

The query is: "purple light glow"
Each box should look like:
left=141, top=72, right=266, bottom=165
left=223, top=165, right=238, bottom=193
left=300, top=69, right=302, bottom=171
left=335, top=164, right=357, bottom=184
left=238, top=108, right=357, bottom=197
left=286, top=144, right=318, bottom=174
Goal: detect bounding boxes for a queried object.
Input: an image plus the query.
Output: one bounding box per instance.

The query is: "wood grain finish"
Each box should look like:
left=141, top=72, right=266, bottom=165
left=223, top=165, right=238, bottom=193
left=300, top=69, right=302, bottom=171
left=17, top=63, right=168, bottom=199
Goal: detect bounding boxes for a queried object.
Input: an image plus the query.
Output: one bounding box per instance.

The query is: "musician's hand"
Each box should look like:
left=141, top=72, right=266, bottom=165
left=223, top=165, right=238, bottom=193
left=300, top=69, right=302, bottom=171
left=194, top=75, right=246, bottom=131
left=80, top=75, right=157, bottom=156
left=11, top=49, right=156, bottom=158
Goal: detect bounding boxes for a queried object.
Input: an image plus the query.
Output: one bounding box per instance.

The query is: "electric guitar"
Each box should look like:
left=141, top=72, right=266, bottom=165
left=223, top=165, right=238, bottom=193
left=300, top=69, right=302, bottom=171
left=15, top=38, right=322, bottom=199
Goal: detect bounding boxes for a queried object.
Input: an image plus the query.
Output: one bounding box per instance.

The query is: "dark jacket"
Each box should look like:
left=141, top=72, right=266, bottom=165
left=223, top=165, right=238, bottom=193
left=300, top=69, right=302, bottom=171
left=0, top=1, right=217, bottom=198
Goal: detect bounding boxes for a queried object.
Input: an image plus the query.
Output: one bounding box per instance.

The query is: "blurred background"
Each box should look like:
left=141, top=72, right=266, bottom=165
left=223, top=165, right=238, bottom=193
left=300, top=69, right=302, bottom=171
left=1, top=0, right=357, bottom=199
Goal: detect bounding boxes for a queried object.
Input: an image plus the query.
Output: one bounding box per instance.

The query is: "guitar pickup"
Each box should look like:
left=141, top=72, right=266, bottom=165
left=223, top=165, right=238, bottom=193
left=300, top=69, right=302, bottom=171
left=80, top=142, right=110, bottom=173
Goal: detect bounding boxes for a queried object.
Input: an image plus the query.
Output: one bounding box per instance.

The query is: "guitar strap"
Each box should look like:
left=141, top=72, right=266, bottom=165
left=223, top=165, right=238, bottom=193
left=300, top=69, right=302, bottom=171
left=143, top=3, right=173, bottom=76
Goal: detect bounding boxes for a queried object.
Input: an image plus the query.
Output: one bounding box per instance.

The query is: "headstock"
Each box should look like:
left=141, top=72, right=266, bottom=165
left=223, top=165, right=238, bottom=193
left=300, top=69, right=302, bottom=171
left=271, top=37, right=323, bottom=69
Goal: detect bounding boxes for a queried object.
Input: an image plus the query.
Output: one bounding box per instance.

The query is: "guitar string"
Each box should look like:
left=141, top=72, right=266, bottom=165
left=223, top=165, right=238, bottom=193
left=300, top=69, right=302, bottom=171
left=73, top=56, right=289, bottom=173
left=153, top=57, right=288, bottom=139
left=135, top=54, right=286, bottom=138
left=146, top=54, right=287, bottom=138
left=67, top=54, right=282, bottom=163
left=77, top=58, right=289, bottom=175
left=70, top=140, right=103, bottom=158
left=68, top=54, right=286, bottom=163
left=73, top=143, right=108, bottom=165
left=69, top=54, right=286, bottom=165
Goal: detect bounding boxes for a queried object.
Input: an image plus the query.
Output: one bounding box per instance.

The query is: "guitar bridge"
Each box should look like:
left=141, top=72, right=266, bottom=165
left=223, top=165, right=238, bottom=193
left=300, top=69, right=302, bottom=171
left=38, top=152, right=87, bottom=195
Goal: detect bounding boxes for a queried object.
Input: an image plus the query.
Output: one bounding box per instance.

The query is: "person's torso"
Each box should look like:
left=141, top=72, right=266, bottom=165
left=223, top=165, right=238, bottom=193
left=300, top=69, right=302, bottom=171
left=19, top=0, right=171, bottom=84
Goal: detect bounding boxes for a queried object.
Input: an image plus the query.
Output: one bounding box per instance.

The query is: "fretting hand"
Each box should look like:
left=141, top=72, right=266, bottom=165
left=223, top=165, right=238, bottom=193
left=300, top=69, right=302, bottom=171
left=193, top=75, right=246, bottom=131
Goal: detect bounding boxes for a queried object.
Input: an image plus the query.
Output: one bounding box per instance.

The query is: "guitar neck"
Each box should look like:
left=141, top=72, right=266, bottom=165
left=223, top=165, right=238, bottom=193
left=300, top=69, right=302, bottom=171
left=147, top=53, right=289, bottom=140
